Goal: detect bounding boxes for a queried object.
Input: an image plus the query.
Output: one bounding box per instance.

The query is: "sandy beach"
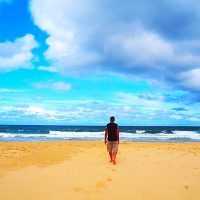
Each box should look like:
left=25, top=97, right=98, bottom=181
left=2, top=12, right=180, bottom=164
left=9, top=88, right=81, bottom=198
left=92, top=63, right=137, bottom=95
left=0, top=141, right=200, bottom=200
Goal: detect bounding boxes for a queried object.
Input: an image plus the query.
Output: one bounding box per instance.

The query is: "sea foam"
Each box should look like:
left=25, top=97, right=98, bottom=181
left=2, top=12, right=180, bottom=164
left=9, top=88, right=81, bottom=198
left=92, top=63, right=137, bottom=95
left=0, top=129, right=200, bottom=142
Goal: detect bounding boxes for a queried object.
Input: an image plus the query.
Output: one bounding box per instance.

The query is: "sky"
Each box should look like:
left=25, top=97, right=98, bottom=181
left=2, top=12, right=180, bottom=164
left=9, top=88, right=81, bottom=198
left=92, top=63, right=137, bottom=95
left=0, top=0, right=200, bottom=125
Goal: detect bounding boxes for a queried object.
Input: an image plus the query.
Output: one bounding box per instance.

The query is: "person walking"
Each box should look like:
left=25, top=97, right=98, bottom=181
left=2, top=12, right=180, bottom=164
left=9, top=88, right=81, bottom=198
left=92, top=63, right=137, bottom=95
left=104, top=116, right=119, bottom=165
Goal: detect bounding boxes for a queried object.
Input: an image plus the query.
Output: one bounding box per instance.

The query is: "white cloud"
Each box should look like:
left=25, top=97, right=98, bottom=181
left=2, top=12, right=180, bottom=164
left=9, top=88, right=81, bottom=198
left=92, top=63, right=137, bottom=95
left=0, top=97, right=199, bottom=124
left=178, top=68, right=200, bottom=91
left=30, top=0, right=200, bottom=70
left=0, top=34, right=38, bottom=71
left=105, top=29, right=173, bottom=65
left=106, top=27, right=200, bottom=71
left=51, top=82, right=72, bottom=91
left=0, top=104, right=105, bottom=123
left=34, top=81, right=72, bottom=91
left=115, top=92, right=163, bottom=109
left=29, top=0, right=200, bottom=100
left=0, top=88, right=25, bottom=92
left=26, top=106, right=56, bottom=116
left=30, top=0, right=100, bottom=74
left=38, top=66, right=58, bottom=72
left=188, top=117, right=200, bottom=121
left=170, top=115, right=183, bottom=120
left=31, top=0, right=175, bottom=72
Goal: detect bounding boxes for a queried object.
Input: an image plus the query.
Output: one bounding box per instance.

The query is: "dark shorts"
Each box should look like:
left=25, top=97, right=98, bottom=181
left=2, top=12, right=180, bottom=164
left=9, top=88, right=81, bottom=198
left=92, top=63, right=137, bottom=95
left=107, top=141, right=118, bottom=153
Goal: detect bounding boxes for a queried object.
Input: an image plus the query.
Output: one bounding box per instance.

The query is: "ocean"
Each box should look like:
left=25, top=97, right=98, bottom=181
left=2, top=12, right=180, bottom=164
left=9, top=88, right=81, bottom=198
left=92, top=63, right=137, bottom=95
left=0, top=125, right=200, bottom=142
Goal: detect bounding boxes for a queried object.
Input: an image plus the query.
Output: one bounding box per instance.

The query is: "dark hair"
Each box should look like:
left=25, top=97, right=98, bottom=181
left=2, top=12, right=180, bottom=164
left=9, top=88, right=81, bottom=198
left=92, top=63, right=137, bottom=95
left=110, top=116, right=115, bottom=122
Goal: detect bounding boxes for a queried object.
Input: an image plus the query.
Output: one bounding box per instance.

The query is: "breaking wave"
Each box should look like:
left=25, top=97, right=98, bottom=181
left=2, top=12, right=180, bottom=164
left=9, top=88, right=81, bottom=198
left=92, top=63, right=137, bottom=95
left=0, top=129, right=200, bottom=142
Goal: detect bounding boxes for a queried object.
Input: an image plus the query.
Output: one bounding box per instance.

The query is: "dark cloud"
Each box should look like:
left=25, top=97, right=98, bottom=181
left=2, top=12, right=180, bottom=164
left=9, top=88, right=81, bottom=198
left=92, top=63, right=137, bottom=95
left=171, top=107, right=188, bottom=112
left=145, top=1, right=200, bottom=40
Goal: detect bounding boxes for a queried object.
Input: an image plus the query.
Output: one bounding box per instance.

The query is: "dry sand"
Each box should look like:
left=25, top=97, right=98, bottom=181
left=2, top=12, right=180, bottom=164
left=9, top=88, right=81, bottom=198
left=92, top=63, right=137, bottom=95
left=0, top=141, right=200, bottom=200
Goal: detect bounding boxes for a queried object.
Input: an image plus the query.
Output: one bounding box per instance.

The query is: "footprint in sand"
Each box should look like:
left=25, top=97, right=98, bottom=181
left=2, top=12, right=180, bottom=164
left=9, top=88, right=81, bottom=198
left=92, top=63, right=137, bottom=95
left=95, top=178, right=112, bottom=188
left=73, top=186, right=84, bottom=192
left=106, top=178, right=112, bottom=182
left=184, top=185, right=189, bottom=189
left=96, top=182, right=106, bottom=188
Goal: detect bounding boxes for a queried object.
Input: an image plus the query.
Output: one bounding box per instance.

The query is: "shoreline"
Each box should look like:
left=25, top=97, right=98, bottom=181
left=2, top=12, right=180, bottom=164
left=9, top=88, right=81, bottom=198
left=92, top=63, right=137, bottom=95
left=1, top=141, right=200, bottom=199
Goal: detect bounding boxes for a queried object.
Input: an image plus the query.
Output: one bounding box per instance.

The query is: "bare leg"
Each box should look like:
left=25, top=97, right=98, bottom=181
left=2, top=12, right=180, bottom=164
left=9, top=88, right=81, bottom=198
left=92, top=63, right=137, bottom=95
left=112, top=152, right=117, bottom=165
left=109, top=152, right=112, bottom=162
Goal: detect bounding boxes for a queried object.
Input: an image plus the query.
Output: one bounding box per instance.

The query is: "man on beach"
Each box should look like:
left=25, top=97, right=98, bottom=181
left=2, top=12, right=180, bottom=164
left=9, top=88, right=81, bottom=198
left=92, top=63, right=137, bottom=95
left=105, top=116, right=119, bottom=165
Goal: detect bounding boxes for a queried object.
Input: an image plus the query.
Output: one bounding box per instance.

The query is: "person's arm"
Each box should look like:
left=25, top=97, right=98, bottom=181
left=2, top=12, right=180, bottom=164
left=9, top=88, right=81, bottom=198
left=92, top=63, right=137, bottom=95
left=117, top=127, right=119, bottom=144
left=105, top=128, right=108, bottom=145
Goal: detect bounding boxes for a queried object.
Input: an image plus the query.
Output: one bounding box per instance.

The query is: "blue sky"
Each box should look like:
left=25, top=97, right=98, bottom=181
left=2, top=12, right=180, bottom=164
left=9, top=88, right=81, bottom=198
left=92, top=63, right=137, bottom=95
left=0, top=0, right=200, bottom=125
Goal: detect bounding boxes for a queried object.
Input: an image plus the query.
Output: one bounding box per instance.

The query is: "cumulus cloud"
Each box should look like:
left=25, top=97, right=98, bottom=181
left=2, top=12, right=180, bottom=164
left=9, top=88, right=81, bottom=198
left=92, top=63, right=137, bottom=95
left=30, top=0, right=100, bottom=75
left=30, top=0, right=200, bottom=100
left=105, top=28, right=173, bottom=66
left=0, top=34, right=38, bottom=72
left=34, top=81, right=72, bottom=91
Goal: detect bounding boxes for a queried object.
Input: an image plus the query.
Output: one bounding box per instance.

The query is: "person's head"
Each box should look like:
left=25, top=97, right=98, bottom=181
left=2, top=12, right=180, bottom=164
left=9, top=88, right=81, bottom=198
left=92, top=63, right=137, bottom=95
left=110, top=116, right=115, bottom=122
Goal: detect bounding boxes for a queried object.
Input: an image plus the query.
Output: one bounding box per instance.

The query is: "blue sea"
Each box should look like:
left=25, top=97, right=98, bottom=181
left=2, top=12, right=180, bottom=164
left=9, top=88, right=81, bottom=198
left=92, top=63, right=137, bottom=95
left=0, top=125, right=200, bottom=142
